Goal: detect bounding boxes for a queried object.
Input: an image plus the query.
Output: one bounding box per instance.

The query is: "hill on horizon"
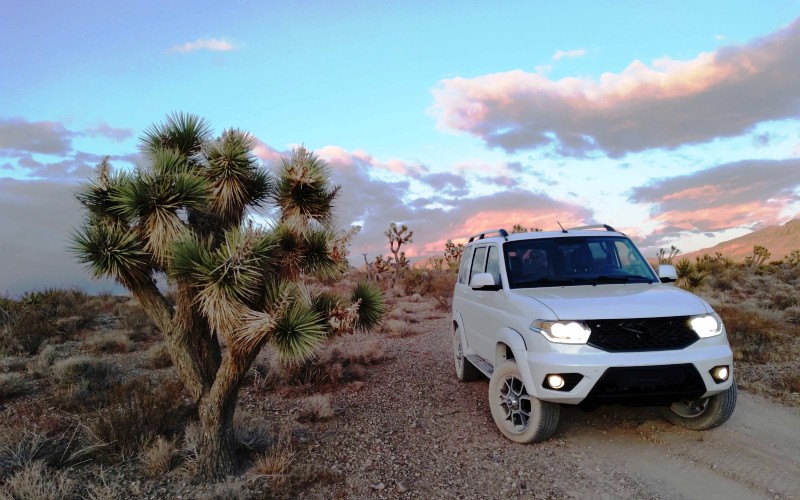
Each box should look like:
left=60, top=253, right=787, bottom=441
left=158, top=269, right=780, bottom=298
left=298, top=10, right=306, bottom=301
left=676, top=219, right=800, bottom=263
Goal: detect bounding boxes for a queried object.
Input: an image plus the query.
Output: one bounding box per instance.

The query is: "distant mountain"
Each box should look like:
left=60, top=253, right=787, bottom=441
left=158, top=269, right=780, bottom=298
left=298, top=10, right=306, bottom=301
left=677, top=219, right=800, bottom=262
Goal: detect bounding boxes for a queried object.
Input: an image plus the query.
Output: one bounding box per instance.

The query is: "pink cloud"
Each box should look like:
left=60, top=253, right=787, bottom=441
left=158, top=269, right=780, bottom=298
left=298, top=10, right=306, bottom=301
left=431, top=18, right=800, bottom=156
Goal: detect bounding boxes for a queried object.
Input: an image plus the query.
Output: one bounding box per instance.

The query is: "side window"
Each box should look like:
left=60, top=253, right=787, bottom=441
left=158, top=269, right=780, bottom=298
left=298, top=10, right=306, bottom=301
left=486, top=246, right=501, bottom=285
left=469, top=247, right=487, bottom=284
left=457, top=247, right=473, bottom=285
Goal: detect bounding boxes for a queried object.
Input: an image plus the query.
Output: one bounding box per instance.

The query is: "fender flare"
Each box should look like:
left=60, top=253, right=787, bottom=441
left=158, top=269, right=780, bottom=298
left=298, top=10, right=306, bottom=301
left=495, top=328, right=541, bottom=398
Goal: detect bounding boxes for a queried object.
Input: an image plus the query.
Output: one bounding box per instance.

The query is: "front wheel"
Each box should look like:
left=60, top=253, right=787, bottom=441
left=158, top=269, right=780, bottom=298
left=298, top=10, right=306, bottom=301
left=488, top=360, right=560, bottom=443
left=660, top=379, right=737, bottom=431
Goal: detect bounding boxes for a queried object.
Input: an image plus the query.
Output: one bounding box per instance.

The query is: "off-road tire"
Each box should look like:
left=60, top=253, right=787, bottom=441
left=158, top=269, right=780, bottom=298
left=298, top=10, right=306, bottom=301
left=453, top=326, right=481, bottom=382
left=660, top=379, right=738, bottom=431
left=488, top=360, right=560, bottom=443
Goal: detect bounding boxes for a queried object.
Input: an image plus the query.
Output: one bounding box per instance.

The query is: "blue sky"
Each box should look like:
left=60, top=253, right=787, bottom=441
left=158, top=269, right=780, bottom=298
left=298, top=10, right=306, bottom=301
left=2, top=1, right=800, bottom=294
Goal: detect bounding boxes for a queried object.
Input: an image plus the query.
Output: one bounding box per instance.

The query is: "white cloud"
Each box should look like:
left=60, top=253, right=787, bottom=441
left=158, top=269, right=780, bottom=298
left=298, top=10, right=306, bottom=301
left=552, top=48, right=586, bottom=60
left=431, top=18, right=800, bottom=157
left=168, top=38, right=239, bottom=54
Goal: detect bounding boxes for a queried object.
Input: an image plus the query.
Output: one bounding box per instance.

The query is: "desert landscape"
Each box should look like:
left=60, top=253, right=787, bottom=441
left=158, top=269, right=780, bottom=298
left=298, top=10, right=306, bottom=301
left=2, top=228, right=799, bottom=498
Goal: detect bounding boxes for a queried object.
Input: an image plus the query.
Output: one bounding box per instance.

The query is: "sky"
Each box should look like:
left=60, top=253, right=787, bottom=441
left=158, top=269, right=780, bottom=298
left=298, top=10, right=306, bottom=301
left=2, top=1, right=800, bottom=294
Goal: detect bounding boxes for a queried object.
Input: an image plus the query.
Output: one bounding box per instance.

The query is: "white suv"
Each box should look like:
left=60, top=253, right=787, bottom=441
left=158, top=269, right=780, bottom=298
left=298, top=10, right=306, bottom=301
left=452, top=226, right=736, bottom=443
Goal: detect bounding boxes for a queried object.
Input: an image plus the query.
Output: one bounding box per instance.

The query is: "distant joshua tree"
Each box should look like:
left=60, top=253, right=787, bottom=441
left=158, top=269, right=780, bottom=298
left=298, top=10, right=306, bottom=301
left=444, top=239, right=464, bottom=272
left=510, top=224, right=543, bottom=234
left=71, top=113, right=384, bottom=480
left=745, top=245, right=771, bottom=268
left=385, top=223, right=413, bottom=282
left=656, top=245, right=681, bottom=264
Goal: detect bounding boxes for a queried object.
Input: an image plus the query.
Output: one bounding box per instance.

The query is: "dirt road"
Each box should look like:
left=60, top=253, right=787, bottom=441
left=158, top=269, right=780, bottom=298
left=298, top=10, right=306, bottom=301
left=296, top=312, right=800, bottom=499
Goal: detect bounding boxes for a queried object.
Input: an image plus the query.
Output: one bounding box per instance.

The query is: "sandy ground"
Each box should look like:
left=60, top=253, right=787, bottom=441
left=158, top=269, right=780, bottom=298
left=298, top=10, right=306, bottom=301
left=291, top=312, right=800, bottom=499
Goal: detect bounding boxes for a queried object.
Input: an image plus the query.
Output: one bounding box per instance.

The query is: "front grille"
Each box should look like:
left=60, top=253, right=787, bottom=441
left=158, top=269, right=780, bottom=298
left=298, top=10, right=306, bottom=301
left=586, top=316, right=698, bottom=352
left=580, top=364, right=705, bottom=409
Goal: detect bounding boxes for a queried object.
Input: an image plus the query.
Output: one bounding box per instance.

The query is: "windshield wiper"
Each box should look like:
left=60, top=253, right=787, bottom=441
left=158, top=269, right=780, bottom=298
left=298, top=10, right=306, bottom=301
left=513, top=277, right=576, bottom=287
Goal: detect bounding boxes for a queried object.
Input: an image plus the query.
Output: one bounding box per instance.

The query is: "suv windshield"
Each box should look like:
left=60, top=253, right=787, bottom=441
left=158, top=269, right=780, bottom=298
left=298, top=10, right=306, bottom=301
left=503, top=236, right=658, bottom=288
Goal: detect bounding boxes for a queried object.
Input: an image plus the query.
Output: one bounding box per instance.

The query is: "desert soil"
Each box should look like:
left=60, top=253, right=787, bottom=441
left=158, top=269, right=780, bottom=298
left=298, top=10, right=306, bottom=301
left=266, top=310, right=800, bottom=499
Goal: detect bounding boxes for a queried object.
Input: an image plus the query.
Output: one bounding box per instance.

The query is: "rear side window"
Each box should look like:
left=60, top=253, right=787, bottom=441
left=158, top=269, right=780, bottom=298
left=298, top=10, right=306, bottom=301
left=486, top=246, right=501, bottom=285
left=457, top=247, right=473, bottom=284
left=469, top=247, right=487, bottom=284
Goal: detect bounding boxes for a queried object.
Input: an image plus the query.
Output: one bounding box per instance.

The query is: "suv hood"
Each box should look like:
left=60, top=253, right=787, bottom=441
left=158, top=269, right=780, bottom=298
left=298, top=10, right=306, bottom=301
left=511, top=284, right=709, bottom=320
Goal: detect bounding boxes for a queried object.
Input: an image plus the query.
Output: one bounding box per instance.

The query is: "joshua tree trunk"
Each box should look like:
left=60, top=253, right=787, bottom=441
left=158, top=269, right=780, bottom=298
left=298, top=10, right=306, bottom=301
left=195, top=346, right=259, bottom=480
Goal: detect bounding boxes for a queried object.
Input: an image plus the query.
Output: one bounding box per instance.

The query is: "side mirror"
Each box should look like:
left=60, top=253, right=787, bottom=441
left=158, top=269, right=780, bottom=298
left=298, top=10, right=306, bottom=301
left=657, top=264, right=678, bottom=284
left=471, top=272, right=501, bottom=290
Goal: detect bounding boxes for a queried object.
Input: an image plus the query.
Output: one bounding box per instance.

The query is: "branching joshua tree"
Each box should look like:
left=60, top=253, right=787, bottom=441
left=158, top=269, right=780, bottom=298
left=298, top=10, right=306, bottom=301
left=385, top=223, right=413, bottom=283
left=71, top=113, right=384, bottom=480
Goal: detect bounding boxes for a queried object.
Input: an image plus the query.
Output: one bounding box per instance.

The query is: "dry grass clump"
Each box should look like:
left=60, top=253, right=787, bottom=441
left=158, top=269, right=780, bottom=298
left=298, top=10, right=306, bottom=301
left=251, top=428, right=295, bottom=489
left=85, top=331, right=135, bottom=354
left=0, top=372, right=26, bottom=399
left=0, top=461, right=75, bottom=500
left=716, top=305, right=794, bottom=363
left=85, top=378, right=190, bottom=462
left=141, top=436, right=178, bottom=478
left=234, top=411, right=272, bottom=454
left=28, top=345, right=58, bottom=378
left=144, top=342, right=173, bottom=368
left=385, top=318, right=414, bottom=337
left=299, top=394, right=334, bottom=422
left=0, top=288, right=101, bottom=355
left=51, top=355, right=113, bottom=384
left=259, top=338, right=390, bottom=394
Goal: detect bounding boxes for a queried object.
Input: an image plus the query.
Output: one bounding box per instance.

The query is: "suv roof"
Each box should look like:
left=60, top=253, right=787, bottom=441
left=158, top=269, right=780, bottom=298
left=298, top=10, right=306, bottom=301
left=466, top=225, right=625, bottom=246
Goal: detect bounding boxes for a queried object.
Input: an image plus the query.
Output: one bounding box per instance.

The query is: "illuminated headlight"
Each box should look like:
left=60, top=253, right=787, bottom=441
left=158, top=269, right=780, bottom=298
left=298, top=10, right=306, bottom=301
left=689, top=313, right=724, bottom=338
left=530, top=320, right=591, bottom=344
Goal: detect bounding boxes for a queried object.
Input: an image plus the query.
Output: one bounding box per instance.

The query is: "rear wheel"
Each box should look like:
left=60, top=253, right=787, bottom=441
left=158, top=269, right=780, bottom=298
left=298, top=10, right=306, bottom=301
left=453, top=326, right=480, bottom=382
left=489, top=360, right=560, bottom=443
left=660, top=379, right=737, bottom=431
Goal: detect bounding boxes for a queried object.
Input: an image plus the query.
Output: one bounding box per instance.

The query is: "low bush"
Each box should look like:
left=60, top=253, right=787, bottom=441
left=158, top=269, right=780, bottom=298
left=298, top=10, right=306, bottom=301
left=144, top=342, right=173, bottom=369
left=234, top=411, right=272, bottom=454
left=85, top=331, right=135, bottom=354
left=0, top=461, right=75, bottom=500
left=716, top=305, right=783, bottom=363
left=0, top=372, right=26, bottom=399
left=85, top=378, right=190, bottom=462
left=141, top=436, right=177, bottom=478
left=299, top=394, right=334, bottom=422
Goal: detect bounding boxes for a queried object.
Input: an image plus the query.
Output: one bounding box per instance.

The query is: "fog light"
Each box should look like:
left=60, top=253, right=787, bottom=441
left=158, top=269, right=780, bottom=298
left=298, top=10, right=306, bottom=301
left=710, top=365, right=729, bottom=382
left=546, top=374, right=565, bottom=390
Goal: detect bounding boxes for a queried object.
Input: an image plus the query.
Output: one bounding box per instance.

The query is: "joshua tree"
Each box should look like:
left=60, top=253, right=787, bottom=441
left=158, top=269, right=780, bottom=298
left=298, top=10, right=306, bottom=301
left=746, top=245, right=771, bottom=268
left=656, top=245, right=680, bottom=264
left=71, top=113, right=384, bottom=480
left=385, top=223, right=413, bottom=282
left=510, top=224, right=542, bottom=234
left=443, top=239, right=464, bottom=272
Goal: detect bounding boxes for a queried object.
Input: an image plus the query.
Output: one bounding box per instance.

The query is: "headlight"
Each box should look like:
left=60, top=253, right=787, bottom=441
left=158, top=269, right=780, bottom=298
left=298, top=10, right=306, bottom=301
left=690, top=313, right=724, bottom=338
left=530, top=320, right=591, bottom=344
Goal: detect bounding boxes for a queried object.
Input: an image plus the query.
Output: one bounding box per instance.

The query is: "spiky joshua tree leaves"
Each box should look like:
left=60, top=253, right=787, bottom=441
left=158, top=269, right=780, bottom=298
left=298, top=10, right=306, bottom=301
left=71, top=113, right=384, bottom=480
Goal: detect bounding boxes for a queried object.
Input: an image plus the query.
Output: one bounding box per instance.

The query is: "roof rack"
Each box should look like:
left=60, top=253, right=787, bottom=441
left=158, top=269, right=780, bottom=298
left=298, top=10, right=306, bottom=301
left=468, top=228, right=508, bottom=243
left=568, top=224, right=618, bottom=232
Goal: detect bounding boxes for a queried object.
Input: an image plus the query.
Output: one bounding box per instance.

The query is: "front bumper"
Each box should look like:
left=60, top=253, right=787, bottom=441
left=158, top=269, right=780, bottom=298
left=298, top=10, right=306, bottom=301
left=516, top=340, right=734, bottom=406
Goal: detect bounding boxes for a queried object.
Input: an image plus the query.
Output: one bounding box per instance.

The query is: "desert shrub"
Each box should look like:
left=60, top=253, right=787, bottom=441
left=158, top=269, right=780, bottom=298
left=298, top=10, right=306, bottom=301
left=0, top=428, right=47, bottom=478
left=28, top=345, right=58, bottom=378
left=785, top=306, right=800, bottom=325
left=299, top=394, right=334, bottom=422
left=430, top=271, right=456, bottom=310
left=0, top=461, right=75, bottom=500
left=113, top=301, right=157, bottom=339
left=144, top=342, right=173, bottom=369
left=251, top=428, right=295, bottom=489
left=85, top=331, right=135, bottom=354
left=402, top=268, right=432, bottom=295
left=51, top=356, right=113, bottom=386
left=0, top=373, right=26, bottom=399
left=716, top=305, right=783, bottom=363
left=385, top=319, right=414, bottom=338
left=141, top=436, right=177, bottom=478
left=267, top=339, right=389, bottom=392
left=234, top=411, right=272, bottom=454
left=0, top=289, right=100, bottom=355
left=767, top=290, right=798, bottom=310
left=85, top=378, right=190, bottom=462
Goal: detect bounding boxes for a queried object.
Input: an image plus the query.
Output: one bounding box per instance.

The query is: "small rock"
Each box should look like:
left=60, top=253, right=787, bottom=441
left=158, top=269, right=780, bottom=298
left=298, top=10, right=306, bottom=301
left=397, top=481, right=409, bottom=493
left=374, top=482, right=386, bottom=490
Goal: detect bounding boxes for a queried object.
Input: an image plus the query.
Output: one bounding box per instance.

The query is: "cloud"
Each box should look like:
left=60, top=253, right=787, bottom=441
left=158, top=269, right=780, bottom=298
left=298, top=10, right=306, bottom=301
left=552, top=48, right=586, bottom=61
left=629, top=158, right=800, bottom=234
left=0, top=177, right=119, bottom=295
left=0, top=118, right=74, bottom=156
left=431, top=18, right=800, bottom=157
left=169, top=38, right=239, bottom=54
left=84, top=122, right=133, bottom=141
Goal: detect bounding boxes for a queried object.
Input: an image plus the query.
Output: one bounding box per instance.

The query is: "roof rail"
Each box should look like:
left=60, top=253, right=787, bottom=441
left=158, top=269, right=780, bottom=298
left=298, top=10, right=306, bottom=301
left=568, top=224, right=618, bottom=232
left=468, top=228, right=509, bottom=243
